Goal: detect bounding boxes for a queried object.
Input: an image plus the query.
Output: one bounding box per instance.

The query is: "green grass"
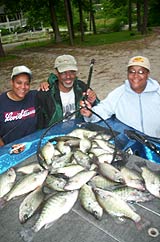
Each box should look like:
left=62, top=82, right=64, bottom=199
left=15, top=30, right=148, bottom=50
left=0, top=54, right=17, bottom=62
left=71, top=31, right=144, bottom=46
left=0, top=30, right=151, bottom=62
left=14, top=39, right=53, bottom=50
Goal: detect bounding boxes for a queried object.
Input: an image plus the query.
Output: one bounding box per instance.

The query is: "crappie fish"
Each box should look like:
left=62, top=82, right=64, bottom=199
left=94, top=139, right=115, bottom=153
left=53, top=135, right=80, bottom=143
left=64, top=138, right=80, bottom=148
left=90, top=175, right=120, bottom=190
left=89, top=147, right=121, bottom=164
left=90, top=147, right=110, bottom=157
left=3, top=170, right=48, bottom=202
left=112, top=186, right=154, bottom=203
left=55, top=164, right=85, bottom=177
left=120, top=167, right=145, bottom=191
left=45, top=175, right=67, bottom=191
left=79, top=137, right=92, bottom=153
left=0, top=168, right=16, bottom=198
left=97, top=153, right=115, bottom=164
left=19, top=186, right=45, bottom=223
left=94, top=187, right=141, bottom=224
left=67, top=128, right=98, bottom=139
left=64, top=170, right=97, bottom=190
left=79, top=184, right=103, bottom=220
left=141, top=166, right=160, bottom=198
left=16, top=162, right=43, bottom=174
left=56, top=140, right=71, bottom=154
left=40, top=142, right=55, bottom=165
left=51, top=152, right=73, bottom=172
left=73, top=150, right=91, bottom=169
left=33, top=190, right=79, bottom=232
left=92, top=133, right=113, bottom=141
left=97, top=163, right=125, bottom=183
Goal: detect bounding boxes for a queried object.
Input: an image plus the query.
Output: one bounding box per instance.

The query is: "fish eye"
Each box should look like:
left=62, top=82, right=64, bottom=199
left=23, top=214, right=29, bottom=222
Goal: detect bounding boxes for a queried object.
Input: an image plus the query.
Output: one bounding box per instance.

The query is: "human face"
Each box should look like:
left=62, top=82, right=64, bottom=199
left=127, top=66, right=149, bottom=93
left=10, top=73, right=31, bottom=101
left=57, top=70, right=76, bottom=92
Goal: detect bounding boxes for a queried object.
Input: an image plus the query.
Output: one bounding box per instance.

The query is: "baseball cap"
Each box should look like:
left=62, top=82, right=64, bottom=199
left=54, top=54, right=78, bottom=73
left=11, top=65, right=32, bottom=79
left=127, top=56, right=150, bottom=71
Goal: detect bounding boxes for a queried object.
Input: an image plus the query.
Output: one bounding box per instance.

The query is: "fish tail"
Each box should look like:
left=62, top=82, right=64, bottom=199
left=19, top=228, right=34, bottom=242
left=135, top=217, right=151, bottom=231
left=0, top=197, right=7, bottom=209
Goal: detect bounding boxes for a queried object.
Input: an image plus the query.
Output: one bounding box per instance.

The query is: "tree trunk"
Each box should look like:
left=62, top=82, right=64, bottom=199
left=77, top=0, right=84, bottom=42
left=142, top=0, right=148, bottom=34
left=0, top=40, right=5, bottom=57
left=48, top=0, right=62, bottom=43
left=67, top=0, right=74, bottom=39
left=136, top=1, right=141, bottom=32
left=128, top=0, right=132, bottom=31
left=64, top=0, right=74, bottom=45
left=90, top=0, right=96, bottom=34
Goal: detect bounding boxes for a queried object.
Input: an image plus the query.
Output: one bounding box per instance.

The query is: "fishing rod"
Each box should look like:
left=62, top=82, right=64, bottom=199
left=82, top=58, right=95, bottom=101
left=125, top=130, right=160, bottom=157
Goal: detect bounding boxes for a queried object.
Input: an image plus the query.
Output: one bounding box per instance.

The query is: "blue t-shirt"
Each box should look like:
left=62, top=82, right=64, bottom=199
left=0, top=90, right=37, bottom=145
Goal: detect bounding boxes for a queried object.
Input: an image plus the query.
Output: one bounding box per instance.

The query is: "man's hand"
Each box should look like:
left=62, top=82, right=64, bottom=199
left=38, top=81, right=49, bottom=91
left=83, top=89, right=96, bottom=104
left=80, top=100, right=92, bottom=117
left=0, top=137, right=4, bottom=147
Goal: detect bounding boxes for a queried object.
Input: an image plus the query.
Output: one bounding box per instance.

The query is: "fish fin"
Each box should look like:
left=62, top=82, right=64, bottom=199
left=44, top=221, right=56, bottom=229
left=52, top=173, right=69, bottom=181
left=0, top=197, right=7, bottom=209
left=19, top=228, right=34, bottom=242
left=107, top=184, right=127, bottom=191
left=135, top=217, right=151, bottom=231
left=112, top=216, right=127, bottom=225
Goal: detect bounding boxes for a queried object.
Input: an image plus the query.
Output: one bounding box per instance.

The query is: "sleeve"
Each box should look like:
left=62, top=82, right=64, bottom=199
left=84, top=87, right=122, bottom=123
left=47, top=73, right=58, bottom=87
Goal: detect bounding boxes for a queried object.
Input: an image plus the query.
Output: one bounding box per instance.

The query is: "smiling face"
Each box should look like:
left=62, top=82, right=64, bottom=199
left=57, top=70, right=77, bottom=92
left=127, top=66, right=149, bottom=93
left=10, top=73, right=31, bottom=101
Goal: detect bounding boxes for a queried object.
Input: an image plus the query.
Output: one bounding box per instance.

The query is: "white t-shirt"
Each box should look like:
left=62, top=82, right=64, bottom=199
left=60, top=88, right=75, bottom=120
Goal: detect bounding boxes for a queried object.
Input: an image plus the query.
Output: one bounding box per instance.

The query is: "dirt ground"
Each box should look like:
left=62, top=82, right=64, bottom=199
left=1, top=32, right=160, bottom=100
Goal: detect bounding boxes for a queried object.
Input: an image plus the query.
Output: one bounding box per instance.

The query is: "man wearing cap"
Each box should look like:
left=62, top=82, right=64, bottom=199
left=0, top=65, right=37, bottom=146
left=36, top=54, right=98, bottom=128
left=80, top=55, right=160, bottom=138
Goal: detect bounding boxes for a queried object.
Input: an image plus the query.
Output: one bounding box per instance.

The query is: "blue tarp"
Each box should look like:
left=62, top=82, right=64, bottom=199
left=0, top=117, right=160, bottom=174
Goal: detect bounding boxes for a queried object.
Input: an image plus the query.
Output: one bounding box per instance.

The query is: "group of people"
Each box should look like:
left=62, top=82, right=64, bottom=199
left=0, top=54, right=160, bottom=147
left=0, top=54, right=98, bottom=146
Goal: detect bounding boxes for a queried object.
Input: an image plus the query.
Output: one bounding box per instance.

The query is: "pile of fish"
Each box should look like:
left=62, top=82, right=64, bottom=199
left=0, top=128, right=160, bottom=240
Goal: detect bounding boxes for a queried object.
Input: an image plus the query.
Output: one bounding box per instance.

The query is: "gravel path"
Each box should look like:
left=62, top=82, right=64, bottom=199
left=1, top=33, right=160, bottom=99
